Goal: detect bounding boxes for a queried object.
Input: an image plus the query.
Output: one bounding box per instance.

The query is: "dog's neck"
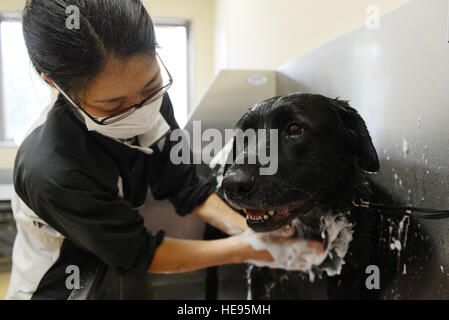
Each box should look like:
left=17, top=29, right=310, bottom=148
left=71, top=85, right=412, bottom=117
left=319, top=167, right=371, bottom=212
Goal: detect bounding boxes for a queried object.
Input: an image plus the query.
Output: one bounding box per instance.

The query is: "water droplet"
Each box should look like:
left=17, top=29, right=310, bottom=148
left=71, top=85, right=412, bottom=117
left=417, top=116, right=422, bottom=128
left=402, top=139, right=409, bottom=159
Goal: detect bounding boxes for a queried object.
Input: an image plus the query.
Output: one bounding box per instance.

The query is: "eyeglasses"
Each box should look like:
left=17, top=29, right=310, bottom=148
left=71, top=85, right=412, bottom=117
left=81, top=53, right=173, bottom=126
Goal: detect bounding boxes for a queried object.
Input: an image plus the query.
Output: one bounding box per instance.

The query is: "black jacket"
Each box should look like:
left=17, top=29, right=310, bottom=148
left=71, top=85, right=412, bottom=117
left=8, top=93, right=216, bottom=299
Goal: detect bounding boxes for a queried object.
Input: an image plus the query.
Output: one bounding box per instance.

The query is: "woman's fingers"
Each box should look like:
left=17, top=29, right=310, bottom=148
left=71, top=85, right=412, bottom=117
left=240, top=228, right=328, bottom=271
left=305, top=240, right=325, bottom=255
left=279, top=225, right=295, bottom=238
left=260, top=250, right=275, bottom=262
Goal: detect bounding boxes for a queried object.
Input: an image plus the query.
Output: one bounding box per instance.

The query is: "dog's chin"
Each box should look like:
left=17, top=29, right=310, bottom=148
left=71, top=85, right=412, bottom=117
left=242, top=192, right=317, bottom=233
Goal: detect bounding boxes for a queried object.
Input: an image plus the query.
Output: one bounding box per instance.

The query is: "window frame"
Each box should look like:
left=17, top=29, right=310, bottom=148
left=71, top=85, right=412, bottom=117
left=0, top=12, right=22, bottom=144
left=153, top=18, right=194, bottom=118
left=0, top=14, right=193, bottom=143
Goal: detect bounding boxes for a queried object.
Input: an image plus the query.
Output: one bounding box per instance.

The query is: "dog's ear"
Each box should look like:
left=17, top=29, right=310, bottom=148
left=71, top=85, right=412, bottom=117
left=333, top=99, right=380, bottom=173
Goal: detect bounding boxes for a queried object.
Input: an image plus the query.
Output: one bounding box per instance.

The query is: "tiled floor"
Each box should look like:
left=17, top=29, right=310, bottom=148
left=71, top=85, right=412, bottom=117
left=0, top=271, right=11, bottom=300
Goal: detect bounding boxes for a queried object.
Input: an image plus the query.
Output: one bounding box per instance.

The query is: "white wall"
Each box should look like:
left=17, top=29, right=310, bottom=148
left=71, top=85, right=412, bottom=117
left=141, top=0, right=215, bottom=105
left=214, top=0, right=410, bottom=71
left=0, top=0, right=24, bottom=11
left=0, top=146, right=16, bottom=169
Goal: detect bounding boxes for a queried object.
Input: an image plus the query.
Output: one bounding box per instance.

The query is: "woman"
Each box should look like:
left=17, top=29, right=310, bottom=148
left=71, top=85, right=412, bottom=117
left=6, top=0, right=321, bottom=300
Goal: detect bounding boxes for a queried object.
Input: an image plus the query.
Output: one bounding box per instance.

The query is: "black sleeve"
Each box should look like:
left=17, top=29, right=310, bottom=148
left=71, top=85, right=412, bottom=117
left=148, top=94, right=217, bottom=216
left=17, top=167, right=164, bottom=282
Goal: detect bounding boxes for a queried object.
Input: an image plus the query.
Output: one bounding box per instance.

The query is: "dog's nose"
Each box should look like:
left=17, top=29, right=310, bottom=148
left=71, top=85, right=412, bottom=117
left=222, top=171, right=256, bottom=197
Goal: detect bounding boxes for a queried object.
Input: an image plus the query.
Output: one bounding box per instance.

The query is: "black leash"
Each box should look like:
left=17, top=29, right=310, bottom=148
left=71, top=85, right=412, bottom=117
left=352, top=199, right=449, bottom=220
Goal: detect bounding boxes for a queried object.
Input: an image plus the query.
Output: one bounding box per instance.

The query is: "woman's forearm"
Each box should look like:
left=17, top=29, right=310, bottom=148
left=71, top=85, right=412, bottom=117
left=148, top=236, right=272, bottom=274
left=192, top=193, right=247, bottom=236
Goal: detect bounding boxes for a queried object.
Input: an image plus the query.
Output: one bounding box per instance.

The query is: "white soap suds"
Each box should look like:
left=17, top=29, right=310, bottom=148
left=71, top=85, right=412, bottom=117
left=242, top=211, right=354, bottom=281
left=393, top=172, right=403, bottom=187
left=246, top=264, right=254, bottom=300
left=398, top=217, right=405, bottom=234
left=216, top=175, right=224, bottom=188
left=390, top=239, right=402, bottom=251
left=210, top=138, right=234, bottom=189
left=400, top=216, right=409, bottom=250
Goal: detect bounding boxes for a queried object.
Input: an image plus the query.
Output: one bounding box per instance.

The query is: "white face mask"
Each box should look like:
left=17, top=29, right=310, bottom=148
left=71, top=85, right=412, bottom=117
left=50, top=79, right=170, bottom=146
left=81, top=97, right=165, bottom=140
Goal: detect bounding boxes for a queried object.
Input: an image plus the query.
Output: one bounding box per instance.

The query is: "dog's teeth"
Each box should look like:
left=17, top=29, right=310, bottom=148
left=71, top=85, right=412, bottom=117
left=247, top=214, right=273, bottom=222
left=268, top=211, right=275, bottom=216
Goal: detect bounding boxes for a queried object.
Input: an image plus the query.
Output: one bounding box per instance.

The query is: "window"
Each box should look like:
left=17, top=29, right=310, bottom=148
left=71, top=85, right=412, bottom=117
left=0, top=15, right=53, bottom=145
left=154, top=19, right=192, bottom=129
left=0, top=16, right=192, bottom=145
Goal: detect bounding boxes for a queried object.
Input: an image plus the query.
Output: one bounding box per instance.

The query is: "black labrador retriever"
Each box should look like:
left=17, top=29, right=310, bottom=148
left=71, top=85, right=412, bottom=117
left=218, top=92, right=385, bottom=299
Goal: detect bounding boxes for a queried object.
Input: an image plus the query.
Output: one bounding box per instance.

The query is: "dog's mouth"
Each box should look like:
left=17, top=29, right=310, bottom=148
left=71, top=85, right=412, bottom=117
left=243, top=192, right=316, bottom=232
left=238, top=190, right=354, bottom=278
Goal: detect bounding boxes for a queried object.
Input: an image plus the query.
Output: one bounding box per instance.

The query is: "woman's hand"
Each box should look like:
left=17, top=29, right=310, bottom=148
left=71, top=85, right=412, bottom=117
left=147, top=230, right=324, bottom=274
left=235, top=229, right=326, bottom=272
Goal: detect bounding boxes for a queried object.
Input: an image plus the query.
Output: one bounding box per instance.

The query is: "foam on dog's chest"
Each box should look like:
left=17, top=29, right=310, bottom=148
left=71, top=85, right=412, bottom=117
left=316, top=212, right=354, bottom=278
left=242, top=210, right=354, bottom=281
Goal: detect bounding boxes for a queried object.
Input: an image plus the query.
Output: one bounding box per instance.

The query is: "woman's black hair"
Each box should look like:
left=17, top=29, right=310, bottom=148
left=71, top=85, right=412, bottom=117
left=22, top=0, right=158, bottom=98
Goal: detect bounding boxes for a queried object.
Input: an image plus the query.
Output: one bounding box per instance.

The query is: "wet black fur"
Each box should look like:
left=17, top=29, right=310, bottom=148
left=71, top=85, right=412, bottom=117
left=216, top=93, right=385, bottom=299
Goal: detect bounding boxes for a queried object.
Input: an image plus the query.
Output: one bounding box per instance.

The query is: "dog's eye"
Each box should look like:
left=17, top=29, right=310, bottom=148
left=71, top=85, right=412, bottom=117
left=287, top=123, right=304, bottom=136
